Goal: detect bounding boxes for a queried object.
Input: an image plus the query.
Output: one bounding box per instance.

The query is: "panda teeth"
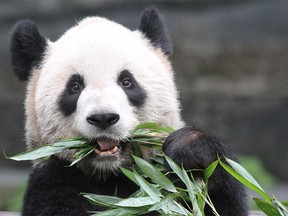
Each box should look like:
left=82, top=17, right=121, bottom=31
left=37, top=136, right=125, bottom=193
left=109, top=146, right=118, bottom=154
left=94, top=146, right=118, bottom=155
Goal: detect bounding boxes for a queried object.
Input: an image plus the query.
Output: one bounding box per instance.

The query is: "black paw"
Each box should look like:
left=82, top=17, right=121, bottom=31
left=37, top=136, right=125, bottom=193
left=162, top=126, right=232, bottom=170
left=162, top=126, right=248, bottom=216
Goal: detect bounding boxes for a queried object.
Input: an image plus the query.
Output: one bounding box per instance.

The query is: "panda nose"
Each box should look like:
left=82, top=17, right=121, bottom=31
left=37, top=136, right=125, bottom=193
left=86, top=113, right=120, bottom=129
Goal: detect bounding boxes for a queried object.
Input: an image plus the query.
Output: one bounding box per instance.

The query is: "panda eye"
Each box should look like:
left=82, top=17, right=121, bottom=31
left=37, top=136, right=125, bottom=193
left=71, top=82, right=81, bottom=93
left=121, top=78, right=132, bottom=88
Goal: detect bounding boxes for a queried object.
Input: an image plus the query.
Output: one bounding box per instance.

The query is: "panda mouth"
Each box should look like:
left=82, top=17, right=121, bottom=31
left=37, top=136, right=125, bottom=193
left=92, top=139, right=121, bottom=155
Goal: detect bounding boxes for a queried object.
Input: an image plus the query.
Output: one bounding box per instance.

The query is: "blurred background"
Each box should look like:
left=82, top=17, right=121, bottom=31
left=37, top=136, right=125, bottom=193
left=1, top=0, right=288, bottom=211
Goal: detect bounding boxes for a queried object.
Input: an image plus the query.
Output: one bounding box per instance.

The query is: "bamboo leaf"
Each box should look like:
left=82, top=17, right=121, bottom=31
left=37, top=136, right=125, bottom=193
left=204, top=159, right=219, bottom=181
left=148, top=193, right=179, bottom=212
left=272, top=196, right=288, bottom=216
left=115, top=197, right=156, bottom=207
left=91, top=209, right=122, bottom=216
left=7, top=139, right=88, bottom=161
left=133, top=122, right=174, bottom=134
left=281, top=201, right=288, bottom=207
left=253, top=198, right=281, bottom=216
left=219, top=159, right=271, bottom=202
left=69, top=146, right=94, bottom=166
left=151, top=154, right=164, bottom=165
left=164, top=155, right=202, bottom=215
left=133, top=171, right=162, bottom=202
left=133, top=155, right=177, bottom=193
left=193, top=180, right=206, bottom=215
left=134, top=122, right=162, bottom=130
left=82, top=193, right=123, bottom=207
left=182, top=169, right=203, bottom=216
left=225, top=158, right=265, bottom=191
left=170, top=201, right=191, bottom=216
left=91, top=206, right=149, bottom=216
left=164, top=154, right=186, bottom=183
left=119, top=167, right=139, bottom=186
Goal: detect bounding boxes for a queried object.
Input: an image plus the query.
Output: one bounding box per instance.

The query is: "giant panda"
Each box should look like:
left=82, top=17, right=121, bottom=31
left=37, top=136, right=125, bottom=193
left=10, top=6, right=247, bottom=216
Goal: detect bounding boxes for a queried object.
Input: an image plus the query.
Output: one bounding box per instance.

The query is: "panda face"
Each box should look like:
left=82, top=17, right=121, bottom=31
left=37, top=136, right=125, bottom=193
left=11, top=9, right=184, bottom=174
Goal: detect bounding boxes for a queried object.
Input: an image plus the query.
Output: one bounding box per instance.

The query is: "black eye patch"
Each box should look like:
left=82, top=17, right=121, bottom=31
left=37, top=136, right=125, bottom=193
left=118, top=70, right=147, bottom=107
left=58, top=74, right=84, bottom=116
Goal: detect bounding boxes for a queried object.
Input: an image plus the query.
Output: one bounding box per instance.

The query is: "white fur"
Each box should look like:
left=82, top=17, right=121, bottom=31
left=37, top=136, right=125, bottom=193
left=25, top=16, right=184, bottom=171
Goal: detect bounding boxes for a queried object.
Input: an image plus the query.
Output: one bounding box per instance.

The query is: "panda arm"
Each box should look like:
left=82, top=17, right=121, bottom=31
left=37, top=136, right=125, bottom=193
left=162, top=126, right=248, bottom=216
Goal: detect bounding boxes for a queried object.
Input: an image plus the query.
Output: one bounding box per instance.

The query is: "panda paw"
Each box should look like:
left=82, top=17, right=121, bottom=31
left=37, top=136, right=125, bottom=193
left=162, top=126, right=248, bottom=216
left=162, top=126, right=230, bottom=170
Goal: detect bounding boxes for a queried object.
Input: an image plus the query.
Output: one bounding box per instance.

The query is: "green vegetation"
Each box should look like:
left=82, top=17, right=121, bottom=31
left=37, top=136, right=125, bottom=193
left=239, top=156, right=276, bottom=188
left=6, top=123, right=288, bottom=215
left=84, top=154, right=288, bottom=216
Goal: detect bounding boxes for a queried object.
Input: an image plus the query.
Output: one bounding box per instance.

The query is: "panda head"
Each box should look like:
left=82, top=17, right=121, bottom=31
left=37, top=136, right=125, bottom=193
left=10, top=7, right=184, bottom=174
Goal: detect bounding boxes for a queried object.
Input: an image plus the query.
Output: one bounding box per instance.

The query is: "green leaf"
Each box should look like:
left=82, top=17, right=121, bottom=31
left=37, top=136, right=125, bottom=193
left=169, top=201, right=191, bottom=216
left=148, top=193, right=192, bottom=215
left=82, top=193, right=123, bottom=207
left=69, top=146, right=94, bottom=166
left=119, top=167, right=139, bottom=186
left=182, top=168, right=203, bottom=216
left=148, top=193, right=179, bottom=212
left=219, top=159, right=271, bottom=202
left=151, top=154, right=165, bottom=165
left=164, top=155, right=186, bottom=183
left=132, top=140, right=163, bottom=149
left=272, top=196, right=288, bottom=216
left=281, top=201, right=288, bottom=207
left=91, top=206, right=149, bottom=216
left=164, top=155, right=202, bottom=215
left=253, top=198, right=281, bottom=216
left=225, top=158, right=265, bottom=191
left=193, top=179, right=206, bottom=215
left=133, top=155, right=177, bottom=193
left=115, top=197, right=156, bottom=207
left=133, top=171, right=162, bottom=202
left=134, top=122, right=162, bottom=130
left=91, top=209, right=123, bottom=216
left=204, top=159, right=219, bottom=181
left=133, top=122, right=174, bottom=134
left=7, top=139, right=88, bottom=161
left=128, top=190, right=142, bottom=199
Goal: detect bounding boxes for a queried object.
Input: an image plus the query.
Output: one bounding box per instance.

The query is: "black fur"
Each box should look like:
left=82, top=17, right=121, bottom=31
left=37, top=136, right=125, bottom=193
left=22, top=156, right=138, bottom=216
left=163, top=127, right=248, bottom=216
left=139, top=6, right=173, bottom=56
left=58, top=74, right=85, bottom=116
left=10, top=19, right=47, bottom=81
left=118, top=70, right=147, bottom=107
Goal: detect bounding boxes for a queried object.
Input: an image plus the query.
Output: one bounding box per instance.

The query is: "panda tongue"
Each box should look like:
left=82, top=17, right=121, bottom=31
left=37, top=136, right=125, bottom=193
left=97, top=139, right=119, bottom=151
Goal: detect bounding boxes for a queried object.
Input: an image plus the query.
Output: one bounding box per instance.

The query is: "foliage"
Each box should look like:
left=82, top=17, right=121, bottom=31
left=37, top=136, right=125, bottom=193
left=6, top=123, right=288, bottom=215
left=239, top=155, right=276, bottom=187
left=86, top=153, right=288, bottom=215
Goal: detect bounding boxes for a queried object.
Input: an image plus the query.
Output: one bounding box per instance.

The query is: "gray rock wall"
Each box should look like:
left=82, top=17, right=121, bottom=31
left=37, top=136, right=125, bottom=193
left=1, top=0, right=288, bottom=180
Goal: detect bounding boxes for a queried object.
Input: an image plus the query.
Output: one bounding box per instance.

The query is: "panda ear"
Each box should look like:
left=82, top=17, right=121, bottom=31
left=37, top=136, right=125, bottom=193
left=10, top=19, right=47, bottom=81
left=138, top=6, right=173, bottom=57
